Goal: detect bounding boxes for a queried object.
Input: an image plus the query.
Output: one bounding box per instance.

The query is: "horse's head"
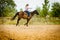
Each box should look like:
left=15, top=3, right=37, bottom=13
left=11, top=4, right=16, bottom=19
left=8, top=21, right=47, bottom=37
left=33, top=10, right=39, bottom=15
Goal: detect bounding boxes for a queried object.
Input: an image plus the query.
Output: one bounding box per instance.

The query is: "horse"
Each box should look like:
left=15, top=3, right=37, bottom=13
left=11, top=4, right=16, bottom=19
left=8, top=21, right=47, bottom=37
left=11, top=10, right=39, bottom=26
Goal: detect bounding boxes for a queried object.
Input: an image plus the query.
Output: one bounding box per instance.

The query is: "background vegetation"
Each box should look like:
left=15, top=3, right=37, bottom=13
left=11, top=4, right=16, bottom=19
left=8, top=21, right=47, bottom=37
left=0, top=0, right=60, bottom=25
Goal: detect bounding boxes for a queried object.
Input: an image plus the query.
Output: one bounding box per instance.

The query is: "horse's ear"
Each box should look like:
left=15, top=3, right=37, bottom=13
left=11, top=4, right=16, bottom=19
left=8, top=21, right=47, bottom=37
left=35, top=10, right=37, bottom=11
left=35, top=10, right=37, bottom=12
left=35, top=10, right=38, bottom=12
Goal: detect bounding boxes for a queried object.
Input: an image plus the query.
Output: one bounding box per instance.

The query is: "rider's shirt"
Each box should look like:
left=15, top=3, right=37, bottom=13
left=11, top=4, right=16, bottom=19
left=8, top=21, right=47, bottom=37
left=25, top=6, right=30, bottom=11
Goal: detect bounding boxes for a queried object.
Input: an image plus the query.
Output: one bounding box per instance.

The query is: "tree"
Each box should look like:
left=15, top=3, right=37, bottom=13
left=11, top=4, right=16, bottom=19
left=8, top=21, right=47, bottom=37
left=20, top=8, right=23, bottom=11
left=36, top=0, right=50, bottom=17
left=42, top=0, right=50, bottom=17
left=0, top=0, right=16, bottom=17
left=51, top=2, right=60, bottom=17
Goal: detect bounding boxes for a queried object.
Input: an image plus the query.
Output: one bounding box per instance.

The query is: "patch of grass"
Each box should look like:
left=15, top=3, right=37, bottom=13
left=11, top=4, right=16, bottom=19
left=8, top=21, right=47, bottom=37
left=0, top=17, right=60, bottom=25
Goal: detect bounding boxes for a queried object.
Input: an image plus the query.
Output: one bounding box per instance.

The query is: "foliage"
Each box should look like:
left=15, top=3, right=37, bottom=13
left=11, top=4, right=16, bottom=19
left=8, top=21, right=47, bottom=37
left=0, top=0, right=16, bottom=17
left=51, top=2, right=60, bottom=17
left=36, top=0, right=50, bottom=17
left=42, top=0, right=50, bottom=17
left=0, top=17, right=60, bottom=25
left=20, top=8, right=23, bottom=11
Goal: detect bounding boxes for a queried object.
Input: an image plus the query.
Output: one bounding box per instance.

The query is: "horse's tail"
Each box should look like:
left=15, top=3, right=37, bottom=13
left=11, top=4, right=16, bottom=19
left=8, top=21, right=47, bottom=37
left=11, top=12, right=19, bottom=20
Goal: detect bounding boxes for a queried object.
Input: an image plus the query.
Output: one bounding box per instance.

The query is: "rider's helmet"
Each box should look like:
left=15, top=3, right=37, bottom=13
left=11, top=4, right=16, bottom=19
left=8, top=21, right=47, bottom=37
left=26, top=4, right=29, bottom=7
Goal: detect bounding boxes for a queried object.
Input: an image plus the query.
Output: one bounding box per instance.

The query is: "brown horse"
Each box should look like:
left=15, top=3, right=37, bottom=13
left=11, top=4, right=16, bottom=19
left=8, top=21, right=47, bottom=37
left=11, top=10, right=39, bottom=26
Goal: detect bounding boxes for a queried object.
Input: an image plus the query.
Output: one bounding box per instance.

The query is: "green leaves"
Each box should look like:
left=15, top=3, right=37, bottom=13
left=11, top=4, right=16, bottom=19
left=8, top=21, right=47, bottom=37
left=0, top=0, right=16, bottom=17
left=36, top=0, right=60, bottom=18
left=36, top=0, right=50, bottom=17
left=42, top=0, right=49, bottom=17
left=51, top=2, right=60, bottom=17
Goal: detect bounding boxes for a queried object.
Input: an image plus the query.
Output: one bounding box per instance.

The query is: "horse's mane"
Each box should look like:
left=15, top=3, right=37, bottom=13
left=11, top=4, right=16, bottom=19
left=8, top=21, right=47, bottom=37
left=30, top=10, right=37, bottom=13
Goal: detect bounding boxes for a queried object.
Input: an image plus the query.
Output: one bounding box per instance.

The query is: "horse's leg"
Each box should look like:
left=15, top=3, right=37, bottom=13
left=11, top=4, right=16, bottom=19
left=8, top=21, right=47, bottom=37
left=16, top=18, right=21, bottom=26
left=24, top=19, right=30, bottom=26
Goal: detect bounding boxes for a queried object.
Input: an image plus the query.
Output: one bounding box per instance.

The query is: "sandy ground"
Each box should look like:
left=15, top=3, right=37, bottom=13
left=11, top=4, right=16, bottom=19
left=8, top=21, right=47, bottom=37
left=0, top=25, right=60, bottom=40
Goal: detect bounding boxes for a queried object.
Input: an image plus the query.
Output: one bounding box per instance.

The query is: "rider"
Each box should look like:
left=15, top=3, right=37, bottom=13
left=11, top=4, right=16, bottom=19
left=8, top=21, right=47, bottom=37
left=25, top=4, right=31, bottom=18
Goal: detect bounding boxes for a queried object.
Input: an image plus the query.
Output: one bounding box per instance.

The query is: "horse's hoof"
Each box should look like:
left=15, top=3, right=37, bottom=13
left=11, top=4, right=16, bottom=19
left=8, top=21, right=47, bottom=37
left=25, top=24, right=28, bottom=26
left=16, top=25, right=17, bottom=26
left=26, top=24, right=28, bottom=27
left=24, top=24, right=28, bottom=27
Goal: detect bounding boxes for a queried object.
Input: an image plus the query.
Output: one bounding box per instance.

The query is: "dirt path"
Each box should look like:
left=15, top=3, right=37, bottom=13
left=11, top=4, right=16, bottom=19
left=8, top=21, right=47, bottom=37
left=0, top=25, right=60, bottom=40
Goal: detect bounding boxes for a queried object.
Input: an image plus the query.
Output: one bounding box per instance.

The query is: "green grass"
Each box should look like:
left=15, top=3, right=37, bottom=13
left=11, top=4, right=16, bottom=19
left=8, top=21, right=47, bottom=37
left=0, top=17, right=60, bottom=25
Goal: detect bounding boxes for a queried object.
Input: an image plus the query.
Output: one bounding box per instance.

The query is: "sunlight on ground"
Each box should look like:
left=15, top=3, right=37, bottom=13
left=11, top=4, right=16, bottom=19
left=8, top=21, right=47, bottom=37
left=0, top=25, right=60, bottom=40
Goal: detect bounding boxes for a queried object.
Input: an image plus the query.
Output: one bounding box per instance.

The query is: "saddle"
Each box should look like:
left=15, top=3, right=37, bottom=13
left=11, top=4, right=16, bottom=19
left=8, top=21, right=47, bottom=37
left=19, top=11, right=31, bottom=18
left=23, top=11, right=31, bottom=18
